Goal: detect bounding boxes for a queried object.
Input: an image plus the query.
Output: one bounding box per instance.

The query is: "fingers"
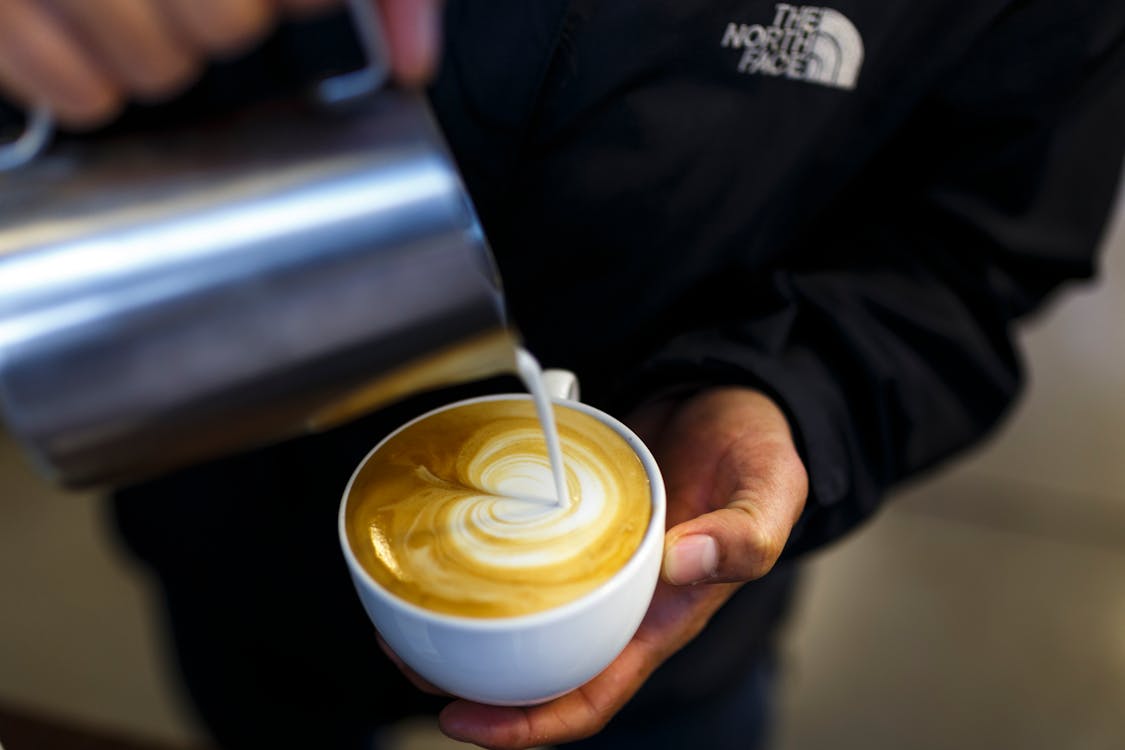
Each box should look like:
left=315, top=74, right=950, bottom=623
left=437, top=574, right=741, bottom=749
left=439, top=632, right=661, bottom=749
left=664, top=441, right=808, bottom=585
left=47, top=0, right=198, bottom=100
left=0, top=0, right=276, bottom=128
left=377, top=0, right=444, bottom=86
left=155, top=0, right=273, bottom=56
left=0, top=0, right=120, bottom=127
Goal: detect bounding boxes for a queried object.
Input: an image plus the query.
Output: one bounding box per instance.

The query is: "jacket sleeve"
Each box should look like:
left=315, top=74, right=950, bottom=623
left=626, top=5, right=1125, bottom=557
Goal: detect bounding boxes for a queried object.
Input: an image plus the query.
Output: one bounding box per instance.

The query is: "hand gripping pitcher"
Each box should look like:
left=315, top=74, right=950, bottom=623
left=0, top=1, right=517, bottom=488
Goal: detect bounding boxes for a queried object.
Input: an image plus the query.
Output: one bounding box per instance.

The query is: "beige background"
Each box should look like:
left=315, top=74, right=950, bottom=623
left=1, top=175, right=1123, bottom=749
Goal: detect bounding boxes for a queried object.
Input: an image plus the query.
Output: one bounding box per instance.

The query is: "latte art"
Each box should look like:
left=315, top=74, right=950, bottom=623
left=345, top=399, right=651, bottom=618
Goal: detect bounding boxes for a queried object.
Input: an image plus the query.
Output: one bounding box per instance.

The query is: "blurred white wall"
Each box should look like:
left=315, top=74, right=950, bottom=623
left=0, top=437, right=206, bottom=745
left=775, top=167, right=1125, bottom=750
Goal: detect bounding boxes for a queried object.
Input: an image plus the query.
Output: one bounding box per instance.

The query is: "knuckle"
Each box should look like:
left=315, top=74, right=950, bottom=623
left=743, top=524, right=784, bottom=577
left=725, top=503, right=784, bottom=579
left=54, top=88, right=123, bottom=129
left=186, top=2, right=271, bottom=54
left=565, top=694, right=609, bottom=740
left=126, top=56, right=200, bottom=99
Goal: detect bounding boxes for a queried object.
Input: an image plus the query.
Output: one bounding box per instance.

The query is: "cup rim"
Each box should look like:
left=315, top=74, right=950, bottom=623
left=338, top=393, right=666, bottom=631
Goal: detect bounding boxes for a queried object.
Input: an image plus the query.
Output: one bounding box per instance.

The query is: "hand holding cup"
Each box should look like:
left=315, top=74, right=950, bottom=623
left=437, top=387, right=810, bottom=749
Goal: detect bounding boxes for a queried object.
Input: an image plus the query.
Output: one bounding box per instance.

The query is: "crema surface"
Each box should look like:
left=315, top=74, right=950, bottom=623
left=346, top=399, right=651, bottom=618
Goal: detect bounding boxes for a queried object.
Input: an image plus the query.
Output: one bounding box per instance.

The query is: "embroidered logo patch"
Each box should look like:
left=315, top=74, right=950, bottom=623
left=721, top=4, right=864, bottom=90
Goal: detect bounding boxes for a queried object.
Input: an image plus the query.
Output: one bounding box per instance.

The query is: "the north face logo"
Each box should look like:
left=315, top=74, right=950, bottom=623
left=721, top=4, right=864, bottom=90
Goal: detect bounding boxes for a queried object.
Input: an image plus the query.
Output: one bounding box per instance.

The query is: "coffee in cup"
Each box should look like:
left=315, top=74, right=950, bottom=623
left=339, top=382, right=665, bottom=706
left=343, top=398, right=651, bottom=618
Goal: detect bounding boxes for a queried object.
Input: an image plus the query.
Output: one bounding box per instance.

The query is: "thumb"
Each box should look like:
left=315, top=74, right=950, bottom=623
left=662, top=507, right=785, bottom=585
left=662, top=465, right=807, bottom=585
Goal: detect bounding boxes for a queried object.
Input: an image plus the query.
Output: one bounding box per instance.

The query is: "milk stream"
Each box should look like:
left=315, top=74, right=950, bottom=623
left=515, top=348, right=570, bottom=508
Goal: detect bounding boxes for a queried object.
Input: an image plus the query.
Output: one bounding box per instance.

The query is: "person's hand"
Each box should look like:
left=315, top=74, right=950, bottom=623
left=436, top=387, right=809, bottom=749
left=0, top=0, right=444, bottom=128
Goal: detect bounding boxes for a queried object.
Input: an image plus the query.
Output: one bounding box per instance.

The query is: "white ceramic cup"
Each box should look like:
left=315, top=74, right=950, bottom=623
left=338, top=373, right=666, bottom=706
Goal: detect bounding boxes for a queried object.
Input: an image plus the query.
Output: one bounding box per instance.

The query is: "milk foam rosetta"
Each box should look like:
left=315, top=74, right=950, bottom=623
left=345, top=399, right=651, bottom=618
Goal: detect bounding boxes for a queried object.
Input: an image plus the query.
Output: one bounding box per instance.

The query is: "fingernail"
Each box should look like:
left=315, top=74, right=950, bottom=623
left=664, top=535, right=718, bottom=585
left=398, top=0, right=442, bottom=85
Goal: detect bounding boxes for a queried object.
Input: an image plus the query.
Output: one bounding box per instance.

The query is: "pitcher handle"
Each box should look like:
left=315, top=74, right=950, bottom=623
left=542, top=370, right=581, bottom=402
left=316, top=0, right=392, bottom=104
left=0, top=101, right=52, bottom=172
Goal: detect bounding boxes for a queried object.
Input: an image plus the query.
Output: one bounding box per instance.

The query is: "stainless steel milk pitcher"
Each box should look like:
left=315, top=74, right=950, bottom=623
left=0, top=1, right=516, bottom=488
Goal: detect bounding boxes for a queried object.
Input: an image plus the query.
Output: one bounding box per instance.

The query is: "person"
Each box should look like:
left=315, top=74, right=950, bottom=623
left=2, top=1, right=1122, bottom=748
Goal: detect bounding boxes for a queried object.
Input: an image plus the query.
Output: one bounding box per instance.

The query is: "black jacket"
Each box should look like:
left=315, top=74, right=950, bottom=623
left=430, top=0, right=1125, bottom=554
